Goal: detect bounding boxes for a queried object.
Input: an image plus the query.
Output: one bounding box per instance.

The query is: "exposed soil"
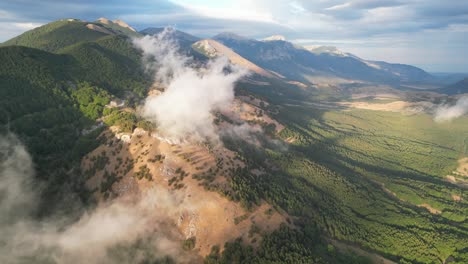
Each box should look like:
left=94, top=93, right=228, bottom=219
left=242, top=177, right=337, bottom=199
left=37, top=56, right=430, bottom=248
left=86, top=24, right=114, bottom=35
left=82, top=127, right=287, bottom=258
left=338, top=100, right=434, bottom=114
left=417, top=203, right=441, bottom=214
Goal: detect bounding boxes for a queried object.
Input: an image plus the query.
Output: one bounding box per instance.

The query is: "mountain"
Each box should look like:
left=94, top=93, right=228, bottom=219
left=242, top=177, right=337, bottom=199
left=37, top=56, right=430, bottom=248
left=140, top=27, right=199, bottom=49
left=368, top=60, right=434, bottom=83
left=0, top=18, right=142, bottom=52
left=438, top=77, right=468, bottom=94
left=213, top=32, right=434, bottom=86
left=192, top=39, right=274, bottom=77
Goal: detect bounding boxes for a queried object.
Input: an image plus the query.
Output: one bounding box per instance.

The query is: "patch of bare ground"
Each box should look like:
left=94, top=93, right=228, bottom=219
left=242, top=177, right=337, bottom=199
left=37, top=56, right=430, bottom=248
left=417, top=203, right=441, bottom=214
left=338, top=100, right=434, bottom=114
left=445, top=158, right=468, bottom=188
left=445, top=175, right=468, bottom=188
left=453, top=158, right=468, bottom=177
left=223, top=98, right=285, bottom=132
left=371, top=180, right=442, bottom=215
left=451, top=194, right=462, bottom=201
left=82, top=127, right=287, bottom=258
left=85, top=24, right=114, bottom=35
left=351, top=93, right=401, bottom=100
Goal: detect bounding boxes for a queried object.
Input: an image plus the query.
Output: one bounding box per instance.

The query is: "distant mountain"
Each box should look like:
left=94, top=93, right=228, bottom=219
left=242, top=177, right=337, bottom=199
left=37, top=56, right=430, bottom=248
left=431, top=72, right=468, bottom=85
left=367, top=61, right=434, bottom=83
left=0, top=18, right=142, bottom=52
left=140, top=27, right=199, bottom=49
left=213, top=32, right=434, bottom=86
left=192, top=39, right=274, bottom=77
left=438, top=78, right=468, bottom=95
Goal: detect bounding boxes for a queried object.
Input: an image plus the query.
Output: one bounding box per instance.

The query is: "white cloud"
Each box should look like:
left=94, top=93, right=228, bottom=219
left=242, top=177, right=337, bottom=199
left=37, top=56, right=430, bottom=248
left=434, top=96, right=468, bottom=122
left=0, top=133, right=196, bottom=263
left=171, top=0, right=276, bottom=24
left=133, top=28, right=248, bottom=141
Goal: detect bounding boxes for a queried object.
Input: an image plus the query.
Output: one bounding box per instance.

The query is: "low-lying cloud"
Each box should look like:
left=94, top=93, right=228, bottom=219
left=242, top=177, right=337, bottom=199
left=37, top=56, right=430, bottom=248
left=133, top=28, right=248, bottom=142
left=434, top=96, right=468, bottom=122
left=0, top=133, right=195, bottom=264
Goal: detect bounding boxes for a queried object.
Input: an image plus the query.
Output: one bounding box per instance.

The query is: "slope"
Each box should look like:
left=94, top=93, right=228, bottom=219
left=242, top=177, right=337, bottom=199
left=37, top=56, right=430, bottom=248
left=439, top=78, right=468, bottom=95
left=214, top=33, right=435, bottom=86
left=192, top=39, right=274, bottom=78
left=1, top=19, right=108, bottom=52
left=58, top=36, right=149, bottom=95
left=141, top=27, right=200, bottom=48
left=1, top=18, right=142, bottom=53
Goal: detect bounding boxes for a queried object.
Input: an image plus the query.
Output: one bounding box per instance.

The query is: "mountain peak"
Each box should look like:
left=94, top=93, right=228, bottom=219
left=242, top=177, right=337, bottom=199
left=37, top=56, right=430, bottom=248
left=97, top=17, right=110, bottom=24
left=213, top=32, right=249, bottom=41
left=112, top=19, right=136, bottom=32
left=262, top=35, right=286, bottom=41
left=96, top=17, right=136, bottom=32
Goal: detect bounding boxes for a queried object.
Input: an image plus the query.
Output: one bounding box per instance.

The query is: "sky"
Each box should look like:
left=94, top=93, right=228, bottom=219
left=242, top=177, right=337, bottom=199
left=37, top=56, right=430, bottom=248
left=1, top=0, right=467, bottom=72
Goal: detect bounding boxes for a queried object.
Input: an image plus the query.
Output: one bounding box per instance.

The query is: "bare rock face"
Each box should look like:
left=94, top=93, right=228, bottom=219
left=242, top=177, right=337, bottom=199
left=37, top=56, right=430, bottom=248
left=86, top=24, right=114, bottom=35
left=97, top=17, right=137, bottom=32
left=112, top=19, right=137, bottom=32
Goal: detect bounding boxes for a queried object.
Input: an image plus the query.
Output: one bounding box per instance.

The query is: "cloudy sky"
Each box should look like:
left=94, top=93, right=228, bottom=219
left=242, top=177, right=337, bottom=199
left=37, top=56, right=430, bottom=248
left=1, top=0, right=467, bottom=72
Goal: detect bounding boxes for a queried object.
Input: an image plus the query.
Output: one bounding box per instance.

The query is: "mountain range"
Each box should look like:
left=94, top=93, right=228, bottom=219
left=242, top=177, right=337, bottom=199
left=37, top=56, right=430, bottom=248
left=2, top=18, right=465, bottom=92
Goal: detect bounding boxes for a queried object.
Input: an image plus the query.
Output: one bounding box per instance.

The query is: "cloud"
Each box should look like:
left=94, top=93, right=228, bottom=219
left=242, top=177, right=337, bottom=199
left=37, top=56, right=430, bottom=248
left=133, top=28, right=247, bottom=141
left=434, top=96, right=468, bottom=122
left=0, top=133, right=196, bottom=263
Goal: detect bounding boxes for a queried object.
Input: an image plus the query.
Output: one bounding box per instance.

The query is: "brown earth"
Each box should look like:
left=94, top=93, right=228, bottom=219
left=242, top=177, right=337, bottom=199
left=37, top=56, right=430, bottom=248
left=338, top=100, right=434, bottom=114
left=82, top=127, right=287, bottom=258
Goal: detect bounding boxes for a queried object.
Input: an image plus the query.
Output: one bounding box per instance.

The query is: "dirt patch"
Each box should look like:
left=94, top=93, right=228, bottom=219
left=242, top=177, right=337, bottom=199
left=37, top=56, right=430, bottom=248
left=451, top=194, right=462, bottom=201
left=453, top=157, right=468, bottom=177
left=338, top=100, right=434, bottom=114
left=418, top=203, right=441, bottom=214
left=445, top=158, right=468, bottom=188
left=224, top=98, right=284, bottom=132
left=86, top=24, right=114, bottom=35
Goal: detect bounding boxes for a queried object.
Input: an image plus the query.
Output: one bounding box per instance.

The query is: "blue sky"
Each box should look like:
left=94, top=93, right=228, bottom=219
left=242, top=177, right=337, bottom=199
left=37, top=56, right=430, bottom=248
left=1, top=0, right=467, bottom=72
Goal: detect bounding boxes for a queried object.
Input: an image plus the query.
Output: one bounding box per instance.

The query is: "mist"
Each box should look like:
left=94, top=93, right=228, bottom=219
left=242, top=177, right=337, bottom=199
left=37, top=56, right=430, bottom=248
left=132, top=28, right=248, bottom=142
left=434, top=96, right=468, bottom=122
left=0, top=133, right=196, bottom=264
